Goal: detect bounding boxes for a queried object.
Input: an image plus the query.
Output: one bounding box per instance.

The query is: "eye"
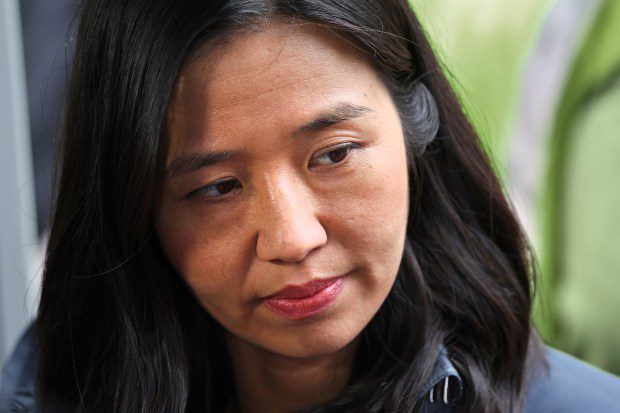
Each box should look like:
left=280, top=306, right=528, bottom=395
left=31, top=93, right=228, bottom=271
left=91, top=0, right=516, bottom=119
left=309, top=143, right=360, bottom=168
left=187, top=178, right=242, bottom=200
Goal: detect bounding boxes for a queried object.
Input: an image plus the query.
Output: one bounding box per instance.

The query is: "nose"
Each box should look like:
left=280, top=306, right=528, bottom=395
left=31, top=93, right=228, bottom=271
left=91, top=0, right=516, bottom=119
left=254, top=172, right=327, bottom=263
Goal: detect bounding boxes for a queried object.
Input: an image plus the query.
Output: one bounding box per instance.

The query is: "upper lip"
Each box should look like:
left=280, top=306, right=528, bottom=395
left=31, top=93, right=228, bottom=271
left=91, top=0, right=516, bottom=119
left=265, top=275, right=346, bottom=300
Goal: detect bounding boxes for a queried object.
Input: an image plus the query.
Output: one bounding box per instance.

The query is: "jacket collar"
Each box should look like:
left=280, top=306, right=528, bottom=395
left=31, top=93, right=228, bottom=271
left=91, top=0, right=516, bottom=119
left=423, top=345, right=463, bottom=406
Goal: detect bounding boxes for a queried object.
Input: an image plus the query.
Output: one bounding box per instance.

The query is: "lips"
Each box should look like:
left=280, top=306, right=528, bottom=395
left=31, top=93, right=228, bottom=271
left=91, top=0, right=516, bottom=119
left=264, top=276, right=345, bottom=320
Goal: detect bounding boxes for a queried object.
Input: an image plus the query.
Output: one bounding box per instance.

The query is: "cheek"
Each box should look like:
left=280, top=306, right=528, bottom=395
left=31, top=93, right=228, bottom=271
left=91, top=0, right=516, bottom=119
left=350, top=141, right=408, bottom=233
left=326, top=141, right=409, bottom=283
left=359, top=163, right=408, bottom=264
left=155, top=203, right=248, bottom=309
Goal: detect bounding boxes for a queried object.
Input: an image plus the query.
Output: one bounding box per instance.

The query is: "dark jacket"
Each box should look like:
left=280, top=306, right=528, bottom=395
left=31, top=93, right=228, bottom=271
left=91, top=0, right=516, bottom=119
left=2, top=324, right=620, bottom=412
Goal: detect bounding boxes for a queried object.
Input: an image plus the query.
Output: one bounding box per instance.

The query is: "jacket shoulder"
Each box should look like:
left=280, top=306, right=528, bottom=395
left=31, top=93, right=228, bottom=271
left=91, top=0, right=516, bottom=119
left=0, top=323, right=38, bottom=413
left=524, top=346, right=620, bottom=413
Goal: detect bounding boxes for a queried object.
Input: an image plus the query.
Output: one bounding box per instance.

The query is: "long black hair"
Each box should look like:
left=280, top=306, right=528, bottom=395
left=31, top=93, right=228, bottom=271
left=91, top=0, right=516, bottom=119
left=37, top=0, right=543, bottom=411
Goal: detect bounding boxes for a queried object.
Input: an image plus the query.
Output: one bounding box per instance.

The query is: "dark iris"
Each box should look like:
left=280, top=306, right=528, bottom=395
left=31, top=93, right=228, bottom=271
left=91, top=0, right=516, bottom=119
left=328, top=146, right=350, bottom=163
left=215, top=180, right=239, bottom=195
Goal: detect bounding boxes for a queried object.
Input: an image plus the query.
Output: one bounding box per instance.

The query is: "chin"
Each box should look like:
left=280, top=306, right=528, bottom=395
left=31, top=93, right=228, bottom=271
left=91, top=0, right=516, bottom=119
left=289, top=339, right=355, bottom=359
left=253, top=317, right=364, bottom=359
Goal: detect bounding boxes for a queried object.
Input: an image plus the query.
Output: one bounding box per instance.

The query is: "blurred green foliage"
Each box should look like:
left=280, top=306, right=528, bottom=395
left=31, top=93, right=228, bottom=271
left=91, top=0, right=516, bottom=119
left=541, top=0, right=620, bottom=373
left=410, top=0, right=620, bottom=375
left=411, top=0, right=552, bottom=170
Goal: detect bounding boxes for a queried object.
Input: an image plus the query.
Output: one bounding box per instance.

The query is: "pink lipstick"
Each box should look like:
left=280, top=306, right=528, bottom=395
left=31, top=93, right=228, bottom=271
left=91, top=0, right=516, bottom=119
left=264, top=276, right=345, bottom=320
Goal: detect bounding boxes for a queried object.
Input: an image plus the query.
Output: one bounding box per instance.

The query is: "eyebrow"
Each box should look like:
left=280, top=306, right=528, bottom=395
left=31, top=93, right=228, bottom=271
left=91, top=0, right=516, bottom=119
left=165, top=102, right=374, bottom=179
left=165, top=151, right=235, bottom=179
left=292, top=102, right=374, bottom=136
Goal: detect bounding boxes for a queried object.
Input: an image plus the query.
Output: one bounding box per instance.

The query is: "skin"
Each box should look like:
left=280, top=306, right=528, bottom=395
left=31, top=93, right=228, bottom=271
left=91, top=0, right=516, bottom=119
left=155, top=21, right=409, bottom=413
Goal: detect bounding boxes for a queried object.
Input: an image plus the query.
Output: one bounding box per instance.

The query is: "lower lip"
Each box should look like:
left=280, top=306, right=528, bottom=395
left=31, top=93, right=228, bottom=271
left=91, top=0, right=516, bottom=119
left=264, top=277, right=345, bottom=320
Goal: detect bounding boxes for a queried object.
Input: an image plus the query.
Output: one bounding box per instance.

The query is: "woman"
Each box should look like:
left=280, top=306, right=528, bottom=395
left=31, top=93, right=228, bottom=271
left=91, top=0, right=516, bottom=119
left=3, top=0, right=619, bottom=412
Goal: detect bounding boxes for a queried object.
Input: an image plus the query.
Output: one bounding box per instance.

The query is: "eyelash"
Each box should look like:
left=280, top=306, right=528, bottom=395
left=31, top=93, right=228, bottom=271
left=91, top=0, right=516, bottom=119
left=308, top=142, right=360, bottom=169
left=187, top=178, right=242, bottom=200
left=187, top=142, right=360, bottom=200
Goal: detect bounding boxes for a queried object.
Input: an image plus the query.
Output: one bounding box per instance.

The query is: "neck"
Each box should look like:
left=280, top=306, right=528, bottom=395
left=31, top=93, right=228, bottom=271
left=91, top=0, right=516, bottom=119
left=226, top=333, right=360, bottom=413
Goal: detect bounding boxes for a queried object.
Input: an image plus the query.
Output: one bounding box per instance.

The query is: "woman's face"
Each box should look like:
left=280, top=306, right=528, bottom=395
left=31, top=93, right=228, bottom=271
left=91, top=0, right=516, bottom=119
left=155, top=22, right=409, bottom=358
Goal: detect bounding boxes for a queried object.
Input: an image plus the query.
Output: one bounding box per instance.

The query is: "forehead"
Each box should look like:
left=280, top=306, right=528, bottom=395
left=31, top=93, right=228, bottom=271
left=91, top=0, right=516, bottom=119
left=166, top=21, right=388, bottom=152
